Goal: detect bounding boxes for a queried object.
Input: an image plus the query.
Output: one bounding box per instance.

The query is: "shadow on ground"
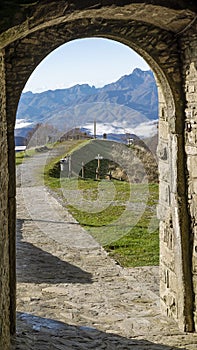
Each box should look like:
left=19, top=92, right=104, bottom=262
left=12, top=312, right=188, bottom=350
left=16, top=219, right=92, bottom=284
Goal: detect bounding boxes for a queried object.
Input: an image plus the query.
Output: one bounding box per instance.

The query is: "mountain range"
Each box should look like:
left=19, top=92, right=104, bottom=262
left=16, top=68, right=158, bottom=138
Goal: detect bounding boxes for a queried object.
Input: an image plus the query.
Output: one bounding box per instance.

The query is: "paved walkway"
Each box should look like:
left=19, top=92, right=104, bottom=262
left=13, top=150, right=197, bottom=349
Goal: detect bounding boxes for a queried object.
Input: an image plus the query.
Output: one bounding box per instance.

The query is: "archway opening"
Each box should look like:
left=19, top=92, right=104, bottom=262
left=13, top=37, right=164, bottom=347
left=1, top=3, right=197, bottom=349
left=6, top=14, right=193, bottom=342
left=16, top=37, right=159, bottom=265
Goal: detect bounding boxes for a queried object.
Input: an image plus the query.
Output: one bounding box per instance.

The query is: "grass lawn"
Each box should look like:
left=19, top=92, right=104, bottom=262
left=45, top=157, right=159, bottom=267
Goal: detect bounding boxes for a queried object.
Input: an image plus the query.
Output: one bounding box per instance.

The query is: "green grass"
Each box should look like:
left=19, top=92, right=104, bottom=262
left=16, top=151, right=25, bottom=166
left=67, top=180, right=159, bottom=267
left=105, top=183, right=159, bottom=267
left=15, top=149, right=36, bottom=166
left=45, top=154, right=159, bottom=267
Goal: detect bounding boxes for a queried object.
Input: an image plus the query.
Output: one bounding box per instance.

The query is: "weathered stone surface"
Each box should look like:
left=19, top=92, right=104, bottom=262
left=158, top=120, right=169, bottom=140
left=0, top=1, right=196, bottom=349
left=182, top=22, right=197, bottom=332
left=0, top=49, right=10, bottom=350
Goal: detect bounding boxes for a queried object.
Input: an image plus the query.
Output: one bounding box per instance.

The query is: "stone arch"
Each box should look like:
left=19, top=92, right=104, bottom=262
left=0, top=2, right=197, bottom=348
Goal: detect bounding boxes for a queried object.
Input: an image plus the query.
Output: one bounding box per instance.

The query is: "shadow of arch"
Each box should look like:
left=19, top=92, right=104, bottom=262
left=16, top=219, right=93, bottom=284
left=13, top=312, right=189, bottom=350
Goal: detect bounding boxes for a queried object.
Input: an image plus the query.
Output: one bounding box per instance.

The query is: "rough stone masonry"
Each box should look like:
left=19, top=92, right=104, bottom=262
left=0, top=1, right=197, bottom=349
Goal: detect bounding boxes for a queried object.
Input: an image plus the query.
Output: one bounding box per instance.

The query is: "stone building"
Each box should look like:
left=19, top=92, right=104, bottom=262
left=0, top=1, right=197, bottom=348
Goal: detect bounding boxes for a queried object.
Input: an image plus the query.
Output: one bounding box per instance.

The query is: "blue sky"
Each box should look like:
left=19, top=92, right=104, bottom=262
left=23, top=38, right=150, bottom=93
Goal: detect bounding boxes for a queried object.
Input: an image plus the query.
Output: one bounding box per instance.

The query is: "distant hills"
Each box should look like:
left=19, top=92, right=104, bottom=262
left=16, top=68, right=158, bottom=138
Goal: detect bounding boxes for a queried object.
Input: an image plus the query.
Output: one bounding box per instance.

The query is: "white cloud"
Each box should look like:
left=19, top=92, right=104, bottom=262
left=15, top=119, right=33, bottom=129
left=84, top=119, right=158, bottom=138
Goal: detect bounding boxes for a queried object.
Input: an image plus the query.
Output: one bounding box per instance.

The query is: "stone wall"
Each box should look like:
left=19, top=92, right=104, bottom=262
left=157, top=84, right=178, bottom=321
left=0, top=2, right=197, bottom=348
left=182, top=20, right=197, bottom=331
left=4, top=14, right=194, bottom=333
left=0, top=49, right=10, bottom=349
left=157, top=75, right=194, bottom=332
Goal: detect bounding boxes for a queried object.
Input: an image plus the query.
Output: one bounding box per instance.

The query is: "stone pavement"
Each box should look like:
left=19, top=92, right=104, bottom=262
left=13, top=150, right=197, bottom=349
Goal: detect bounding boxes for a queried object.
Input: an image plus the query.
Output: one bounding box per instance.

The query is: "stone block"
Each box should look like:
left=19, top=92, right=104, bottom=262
left=169, top=134, right=179, bottom=194
left=159, top=181, right=170, bottom=205
left=193, top=241, right=197, bottom=273
left=160, top=264, right=177, bottom=292
left=160, top=281, right=178, bottom=319
left=185, top=124, right=197, bottom=145
left=157, top=142, right=168, bottom=161
left=194, top=311, right=197, bottom=333
left=188, top=85, right=195, bottom=93
left=163, top=226, right=174, bottom=250
left=189, top=194, right=197, bottom=218
left=159, top=120, right=169, bottom=140
left=157, top=203, right=170, bottom=220
left=160, top=242, right=175, bottom=268
left=187, top=155, right=197, bottom=178
left=192, top=179, right=197, bottom=194
left=185, top=145, right=197, bottom=155
left=159, top=161, right=170, bottom=182
left=193, top=273, right=197, bottom=295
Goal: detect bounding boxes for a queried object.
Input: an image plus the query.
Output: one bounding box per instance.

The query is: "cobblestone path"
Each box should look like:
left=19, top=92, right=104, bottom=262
left=13, top=150, right=197, bottom=349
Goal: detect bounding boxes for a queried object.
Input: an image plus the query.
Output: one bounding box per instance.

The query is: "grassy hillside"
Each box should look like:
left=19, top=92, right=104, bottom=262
left=46, top=138, right=158, bottom=183
left=44, top=139, right=159, bottom=267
